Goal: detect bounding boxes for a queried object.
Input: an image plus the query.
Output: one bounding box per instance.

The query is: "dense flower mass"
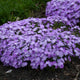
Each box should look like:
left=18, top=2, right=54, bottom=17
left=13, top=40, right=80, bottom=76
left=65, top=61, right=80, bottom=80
left=0, top=0, right=80, bottom=70
left=0, top=17, right=80, bottom=69
left=46, top=0, right=80, bottom=26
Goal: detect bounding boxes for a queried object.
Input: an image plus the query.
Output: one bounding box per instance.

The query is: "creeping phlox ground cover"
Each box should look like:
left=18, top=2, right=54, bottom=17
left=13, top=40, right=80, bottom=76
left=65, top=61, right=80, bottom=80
left=0, top=0, right=80, bottom=70
left=46, top=0, right=80, bottom=26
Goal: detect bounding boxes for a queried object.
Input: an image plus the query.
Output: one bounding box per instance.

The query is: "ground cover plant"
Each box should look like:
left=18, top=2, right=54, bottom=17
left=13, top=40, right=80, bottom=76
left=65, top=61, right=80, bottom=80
left=0, top=0, right=80, bottom=72
left=0, top=17, right=80, bottom=70
left=46, top=0, right=80, bottom=26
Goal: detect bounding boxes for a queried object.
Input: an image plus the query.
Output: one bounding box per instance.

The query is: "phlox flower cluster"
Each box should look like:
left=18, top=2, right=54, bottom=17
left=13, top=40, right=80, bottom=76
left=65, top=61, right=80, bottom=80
left=0, top=0, right=80, bottom=70
left=46, top=0, right=80, bottom=26
left=0, top=17, right=80, bottom=69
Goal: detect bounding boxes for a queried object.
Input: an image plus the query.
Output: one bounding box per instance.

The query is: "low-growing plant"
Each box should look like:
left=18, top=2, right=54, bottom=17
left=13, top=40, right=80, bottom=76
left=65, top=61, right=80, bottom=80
left=0, top=0, right=80, bottom=70
left=0, top=17, right=80, bottom=69
left=46, top=0, right=80, bottom=26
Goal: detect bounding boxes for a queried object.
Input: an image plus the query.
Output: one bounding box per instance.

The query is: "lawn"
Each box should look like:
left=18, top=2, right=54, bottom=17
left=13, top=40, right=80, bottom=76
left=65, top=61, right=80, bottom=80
left=0, top=0, right=50, bottom=25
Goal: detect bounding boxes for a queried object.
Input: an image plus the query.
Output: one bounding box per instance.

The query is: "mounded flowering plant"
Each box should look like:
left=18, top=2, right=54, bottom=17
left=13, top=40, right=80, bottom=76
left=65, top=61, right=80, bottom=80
left=46, top=0, right=80, bottom=26
left=0, top=17, right=80, bottom=69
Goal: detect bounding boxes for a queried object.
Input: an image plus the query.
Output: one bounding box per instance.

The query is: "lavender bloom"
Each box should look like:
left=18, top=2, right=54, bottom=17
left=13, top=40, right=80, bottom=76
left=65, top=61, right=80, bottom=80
left=46, top=0, right=80, bottom=26
left=0, top=0, right=80, bottom=69
left=0, top=17, right=80, bottom=69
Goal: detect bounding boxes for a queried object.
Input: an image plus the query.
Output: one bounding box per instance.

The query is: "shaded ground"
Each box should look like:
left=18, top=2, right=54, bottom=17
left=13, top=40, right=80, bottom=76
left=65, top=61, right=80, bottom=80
left=0, top=57, right=80, bottom=80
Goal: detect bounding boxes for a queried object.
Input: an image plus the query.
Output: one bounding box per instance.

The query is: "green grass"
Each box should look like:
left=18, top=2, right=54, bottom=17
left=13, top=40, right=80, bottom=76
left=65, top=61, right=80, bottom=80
left=0, top=0, right=50, bottom=25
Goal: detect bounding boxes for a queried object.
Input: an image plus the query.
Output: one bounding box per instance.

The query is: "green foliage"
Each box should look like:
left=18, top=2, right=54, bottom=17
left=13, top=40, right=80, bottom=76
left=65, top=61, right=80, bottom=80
left=0, top=0, right=50, bottom=25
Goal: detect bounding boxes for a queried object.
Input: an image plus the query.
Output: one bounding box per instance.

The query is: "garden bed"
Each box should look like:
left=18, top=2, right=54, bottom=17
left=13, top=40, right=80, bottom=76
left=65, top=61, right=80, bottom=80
left=0, top=0, right=80, bottom=80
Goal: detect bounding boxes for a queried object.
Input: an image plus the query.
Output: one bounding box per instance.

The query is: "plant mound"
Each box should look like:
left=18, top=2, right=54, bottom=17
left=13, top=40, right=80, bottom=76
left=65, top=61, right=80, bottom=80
left=0, top=0, right=80, bottom=70
left=46, top=0, right=80, bottom=26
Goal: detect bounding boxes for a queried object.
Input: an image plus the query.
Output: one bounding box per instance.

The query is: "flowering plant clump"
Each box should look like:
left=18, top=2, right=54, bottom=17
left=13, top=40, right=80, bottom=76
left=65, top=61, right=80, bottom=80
left=46, top=0, right=80, bottom=26
left=0, top=17, right=80, bottom=69
left=0, top=0, right=80, bottom=70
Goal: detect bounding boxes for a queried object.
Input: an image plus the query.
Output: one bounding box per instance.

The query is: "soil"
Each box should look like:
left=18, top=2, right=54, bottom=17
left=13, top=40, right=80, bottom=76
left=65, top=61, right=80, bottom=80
left=0, top=57, right=80, bottom=80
